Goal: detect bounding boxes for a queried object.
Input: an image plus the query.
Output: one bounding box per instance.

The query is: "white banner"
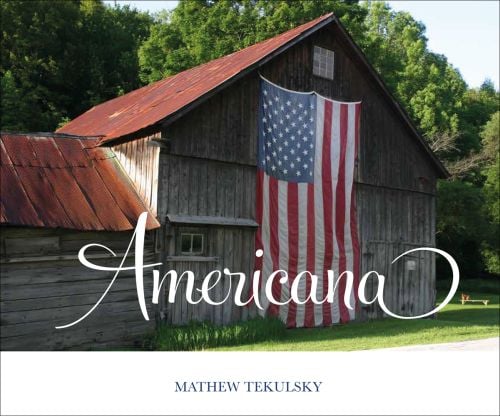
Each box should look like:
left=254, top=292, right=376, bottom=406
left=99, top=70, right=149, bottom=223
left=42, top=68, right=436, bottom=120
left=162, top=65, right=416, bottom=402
left=1, top=350, right=499, bottom=415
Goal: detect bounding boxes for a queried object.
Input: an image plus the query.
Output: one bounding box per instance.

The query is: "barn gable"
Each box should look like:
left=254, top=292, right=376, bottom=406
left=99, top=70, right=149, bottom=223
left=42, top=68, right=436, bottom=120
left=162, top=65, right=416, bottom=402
left=57, top=13, right=446, bottom=179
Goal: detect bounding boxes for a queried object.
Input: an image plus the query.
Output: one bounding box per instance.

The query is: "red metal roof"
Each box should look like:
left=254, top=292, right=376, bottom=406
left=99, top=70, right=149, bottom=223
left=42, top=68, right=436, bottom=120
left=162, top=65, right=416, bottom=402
left=57, top=14, right=334, bottom=143
left=0, top=133, right=160, bottom=231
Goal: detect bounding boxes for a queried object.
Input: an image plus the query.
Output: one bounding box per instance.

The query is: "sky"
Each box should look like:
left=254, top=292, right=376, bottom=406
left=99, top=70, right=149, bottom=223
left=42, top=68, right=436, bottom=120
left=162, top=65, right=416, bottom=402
left=105, top=0, right=499, bottom=89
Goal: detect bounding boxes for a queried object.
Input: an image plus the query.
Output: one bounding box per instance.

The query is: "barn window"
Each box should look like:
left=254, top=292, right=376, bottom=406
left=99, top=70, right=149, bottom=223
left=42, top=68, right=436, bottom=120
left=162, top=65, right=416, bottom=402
left=313, top=46, right=334, bottom=80
left=180, top=232, right=205, bottom=255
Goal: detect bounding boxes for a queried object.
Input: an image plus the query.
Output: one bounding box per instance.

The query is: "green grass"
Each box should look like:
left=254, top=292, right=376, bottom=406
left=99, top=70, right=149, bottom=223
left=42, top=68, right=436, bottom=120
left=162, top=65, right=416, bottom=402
left=148, top=316, right=286, bottom=351
left=150, top=279, right=499, bottom=351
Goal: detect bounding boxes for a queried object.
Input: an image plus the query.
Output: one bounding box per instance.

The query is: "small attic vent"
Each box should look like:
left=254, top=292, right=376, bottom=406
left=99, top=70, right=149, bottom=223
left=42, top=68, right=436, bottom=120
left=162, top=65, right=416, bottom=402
left=313, top=46, right=334, bottom=80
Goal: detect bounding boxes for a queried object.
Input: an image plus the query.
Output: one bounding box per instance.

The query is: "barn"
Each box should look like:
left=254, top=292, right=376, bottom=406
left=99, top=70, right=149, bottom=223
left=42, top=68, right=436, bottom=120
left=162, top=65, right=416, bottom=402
left=0, top=13, right=447, bottom=350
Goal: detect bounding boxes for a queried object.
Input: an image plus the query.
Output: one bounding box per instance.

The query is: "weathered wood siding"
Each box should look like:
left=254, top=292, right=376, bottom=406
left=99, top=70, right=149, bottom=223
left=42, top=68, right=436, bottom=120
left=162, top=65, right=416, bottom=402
left=157, top=25, right=439, bottom=323
left=0, top=227, right=157, bottom=350
left=112, top=133, right=161, bottom=215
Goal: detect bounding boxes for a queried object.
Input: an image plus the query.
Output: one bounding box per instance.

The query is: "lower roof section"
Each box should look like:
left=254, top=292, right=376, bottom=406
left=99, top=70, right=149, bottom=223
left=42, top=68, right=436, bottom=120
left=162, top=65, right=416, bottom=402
left=0, top=132, right=160, bottom=232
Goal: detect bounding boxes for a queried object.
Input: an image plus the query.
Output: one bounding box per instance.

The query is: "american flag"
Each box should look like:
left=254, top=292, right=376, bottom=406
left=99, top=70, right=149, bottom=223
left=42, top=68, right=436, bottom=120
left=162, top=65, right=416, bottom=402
left=255, top=77, right=361, bottom=327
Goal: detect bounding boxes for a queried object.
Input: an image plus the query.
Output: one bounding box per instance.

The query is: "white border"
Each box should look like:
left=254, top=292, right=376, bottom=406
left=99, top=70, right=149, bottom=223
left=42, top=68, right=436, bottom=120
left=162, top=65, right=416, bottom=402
left=1, top=351, right=499, bottom=415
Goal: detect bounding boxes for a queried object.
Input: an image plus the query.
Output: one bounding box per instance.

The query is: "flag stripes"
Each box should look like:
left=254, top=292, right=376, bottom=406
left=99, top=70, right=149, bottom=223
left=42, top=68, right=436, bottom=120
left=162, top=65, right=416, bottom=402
left=255, top=77, right=361, bottom=327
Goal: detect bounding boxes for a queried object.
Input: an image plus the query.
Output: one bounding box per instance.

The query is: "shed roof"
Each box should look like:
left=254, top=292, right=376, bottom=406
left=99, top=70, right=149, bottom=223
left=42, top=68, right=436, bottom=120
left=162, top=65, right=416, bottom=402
left=0, top=133, right=160, bottom=231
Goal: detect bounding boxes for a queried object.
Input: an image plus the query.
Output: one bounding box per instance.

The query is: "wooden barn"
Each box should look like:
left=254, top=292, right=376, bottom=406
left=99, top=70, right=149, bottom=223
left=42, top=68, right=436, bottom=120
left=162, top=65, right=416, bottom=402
left=0, top=13, right=447, bottom=350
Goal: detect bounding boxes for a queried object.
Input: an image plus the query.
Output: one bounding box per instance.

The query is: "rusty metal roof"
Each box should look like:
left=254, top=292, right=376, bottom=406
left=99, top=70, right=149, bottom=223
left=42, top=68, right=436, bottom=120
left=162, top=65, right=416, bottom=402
left=0, top=133, right=160, bottom=231
left=57, top=14, right=334, bottom=143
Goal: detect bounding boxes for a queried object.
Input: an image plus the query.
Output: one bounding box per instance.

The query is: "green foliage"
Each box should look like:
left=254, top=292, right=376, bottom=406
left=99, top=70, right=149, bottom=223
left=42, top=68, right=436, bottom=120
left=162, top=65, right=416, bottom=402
left=457, top=82, right=499, bottom=158
left=436, top=180, right=491, bottom=278
left=480, top=112, right=500, bottom=274
left=138, top=0, right=368, bottom=83
left=148, top=317, right=286, bottom=351
left=361, top=2, right=466, bottom=139
left=0, top=0, right=152, bottom=131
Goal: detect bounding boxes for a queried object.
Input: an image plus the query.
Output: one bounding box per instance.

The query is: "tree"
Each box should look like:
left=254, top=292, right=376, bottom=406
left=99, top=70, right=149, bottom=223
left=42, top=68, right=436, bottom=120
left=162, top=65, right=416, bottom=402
left=480, top=112, right=500, bottom=274
left=138, top=0, right=368, bottom=83
left=362, top=2, right=466, bottom=139
left=436, top=180, right=491, bottom=278
left=0, top=0, right=152, bottom=131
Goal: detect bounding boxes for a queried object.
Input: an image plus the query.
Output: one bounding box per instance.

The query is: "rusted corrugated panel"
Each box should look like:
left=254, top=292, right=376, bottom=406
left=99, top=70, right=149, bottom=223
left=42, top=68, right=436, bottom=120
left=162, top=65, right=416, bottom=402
left=0, top=133, right=160, bottom=231
left=57, top=14, right=333, bottom=142
left=93, top=158, right=159, bottom=230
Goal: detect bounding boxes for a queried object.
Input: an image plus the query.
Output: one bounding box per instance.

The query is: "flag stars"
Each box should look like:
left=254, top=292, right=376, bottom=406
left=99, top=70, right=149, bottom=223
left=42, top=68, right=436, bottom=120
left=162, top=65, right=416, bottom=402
left=259, top=81, right=316, bottom=182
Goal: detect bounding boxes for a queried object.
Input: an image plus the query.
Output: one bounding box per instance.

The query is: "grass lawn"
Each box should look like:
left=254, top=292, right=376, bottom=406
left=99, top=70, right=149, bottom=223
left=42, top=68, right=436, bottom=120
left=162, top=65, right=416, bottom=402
left=209, top=285, right=499, bottom=351
left=150, top=279, right=499, bottom=351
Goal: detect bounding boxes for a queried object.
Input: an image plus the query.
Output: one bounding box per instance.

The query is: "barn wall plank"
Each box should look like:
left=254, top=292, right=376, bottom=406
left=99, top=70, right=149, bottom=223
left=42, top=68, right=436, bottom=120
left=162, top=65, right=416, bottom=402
left=0, top=227, right=157, bottom=350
